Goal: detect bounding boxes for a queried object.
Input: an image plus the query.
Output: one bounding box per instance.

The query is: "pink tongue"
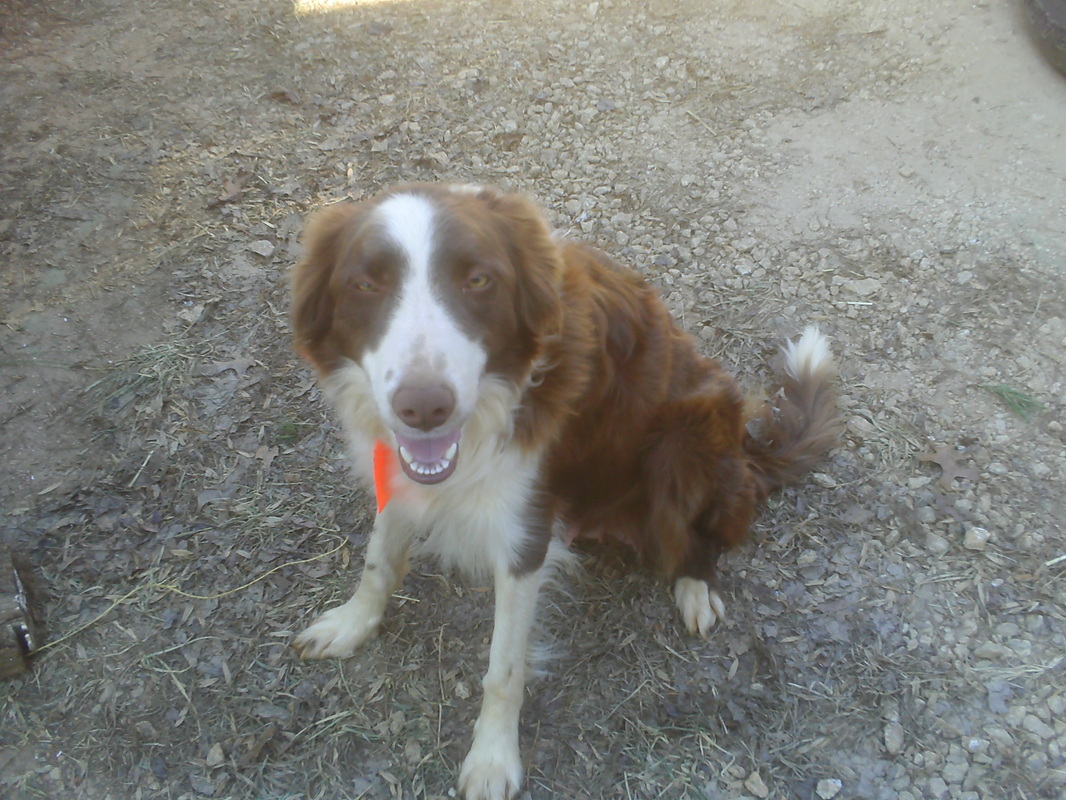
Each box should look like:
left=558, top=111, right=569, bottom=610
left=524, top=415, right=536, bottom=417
left=395, top=429, right=461, bottom=464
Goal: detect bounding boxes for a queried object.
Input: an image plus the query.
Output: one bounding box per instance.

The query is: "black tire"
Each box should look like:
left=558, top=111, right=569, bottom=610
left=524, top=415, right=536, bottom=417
left=1023, top=0, right=1066, bottom=75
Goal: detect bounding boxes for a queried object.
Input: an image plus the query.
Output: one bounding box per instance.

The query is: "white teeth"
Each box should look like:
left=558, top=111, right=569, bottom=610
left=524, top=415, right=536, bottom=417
left=398, top=445, right=454, bottom=476
left=410, top=457, right=450, bottom=476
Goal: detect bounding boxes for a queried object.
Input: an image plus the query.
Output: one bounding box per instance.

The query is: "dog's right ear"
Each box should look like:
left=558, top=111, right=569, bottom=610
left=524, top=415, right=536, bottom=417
left=291, top=202, right=361, bottom=374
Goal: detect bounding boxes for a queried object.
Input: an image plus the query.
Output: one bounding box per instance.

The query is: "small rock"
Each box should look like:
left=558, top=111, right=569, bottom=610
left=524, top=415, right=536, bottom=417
left=974, top=642, right=1009, bottom=660
left=1008, top=638, right=1032, bottom=657
left=986, top=680, right=1013, bottom=712
left=963, top=526, right=991, bottom=551
left=1022, top=714, right=1056, bottom=740
left=1048, top=695, right=1066, bottom=716
left=816, top=778, right=843, bottom=799
left=744, top=770, right=770, bottom=798
left=811, top=472, right=836, bottom=488
left=942, top=759, right=968, bottom=784
left=1024, top=751, right=1049, bottom=773
left=927, top=775, right=949, bottom=798
left=885, top=721, right=905, bottom=754
left=847, top=415, right=875, bottom=436
left=925, top=531, right=950, bottom=555
left=177, top=303, right=206, bottom=325
left=983, top=724, right=1014, bottom=746
left=248, top=239, right=276, bottom=257
left=845, top=277, right=882, bottom=297
left=189, top=774, right=216, bottom=797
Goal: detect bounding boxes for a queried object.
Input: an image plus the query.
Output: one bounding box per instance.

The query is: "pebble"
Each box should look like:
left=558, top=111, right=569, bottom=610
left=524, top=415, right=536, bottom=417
left=974, top=642, right=1009, bottom=660
left=847, top=415, right=875, bottom=436
left=925, top=531, right=950, bottom=555
left=744, top=771, right=770, bottom=798
left=963, top=526, right=990, bottom=550
left=927, top=776, right=949, bottom=797
left=816, top=778, right=843, bottom=798
left=1023, top=714, right=1056, bottom=740
left=942, top=759, right=968, bottom=783
left=247, top=240, right=276, bottom=257
left=885, top=721, right=905, bottom=754
left=843, top=277, right=882, bottom=296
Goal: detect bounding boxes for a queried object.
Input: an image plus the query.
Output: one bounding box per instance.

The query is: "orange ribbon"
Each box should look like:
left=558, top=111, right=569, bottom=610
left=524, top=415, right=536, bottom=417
left=372, top=439, right=395, bottom=514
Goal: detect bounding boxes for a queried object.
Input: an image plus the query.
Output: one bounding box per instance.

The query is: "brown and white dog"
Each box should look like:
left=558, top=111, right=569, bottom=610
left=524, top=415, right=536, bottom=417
left=290, top=183, right=840, bottom=800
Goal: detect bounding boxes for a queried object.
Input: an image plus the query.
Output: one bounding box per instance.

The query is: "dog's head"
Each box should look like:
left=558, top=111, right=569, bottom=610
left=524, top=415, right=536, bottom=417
left=292, top=184, right=563, bottom=484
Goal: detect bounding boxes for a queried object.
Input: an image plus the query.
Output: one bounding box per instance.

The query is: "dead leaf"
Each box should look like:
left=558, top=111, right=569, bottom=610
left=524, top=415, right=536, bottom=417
left=205, top=743, right=225, bottom=768
left=209, top=171, right=253, bottom=207
left=255, top=445, right=279, bottom=471
left=918, top=444, right=980, bottom=491
left=268, top=89, right=302, bottom=105
left=243, top=724, right=276, bottom=763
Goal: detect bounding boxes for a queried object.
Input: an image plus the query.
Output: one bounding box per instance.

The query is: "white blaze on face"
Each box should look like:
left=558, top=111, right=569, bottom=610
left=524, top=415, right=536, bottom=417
left=360, top=193, right=488, bottom=480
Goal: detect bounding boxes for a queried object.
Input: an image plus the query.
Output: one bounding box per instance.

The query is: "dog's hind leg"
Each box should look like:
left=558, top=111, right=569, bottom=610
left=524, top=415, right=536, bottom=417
left=640, top=391, right=756, bottom=637
left=293, top=505, right=415, bottom=659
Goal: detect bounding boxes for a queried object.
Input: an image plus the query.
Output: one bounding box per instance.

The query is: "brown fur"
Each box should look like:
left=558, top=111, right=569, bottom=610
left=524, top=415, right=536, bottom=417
left=293, top=184, right=841, bottom=593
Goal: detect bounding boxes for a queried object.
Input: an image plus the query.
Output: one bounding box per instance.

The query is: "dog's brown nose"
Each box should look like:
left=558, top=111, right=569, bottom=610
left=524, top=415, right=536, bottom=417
left=392, top=384, right=456, bottom=431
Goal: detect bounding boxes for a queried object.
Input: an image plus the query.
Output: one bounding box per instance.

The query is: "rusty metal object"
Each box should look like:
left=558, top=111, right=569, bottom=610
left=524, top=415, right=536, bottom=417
left=1, top=546, right=40, bottom=679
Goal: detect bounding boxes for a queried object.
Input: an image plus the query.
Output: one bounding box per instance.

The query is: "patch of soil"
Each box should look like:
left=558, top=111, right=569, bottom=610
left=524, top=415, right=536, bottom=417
left=2, top=1, right=1064, bottom=799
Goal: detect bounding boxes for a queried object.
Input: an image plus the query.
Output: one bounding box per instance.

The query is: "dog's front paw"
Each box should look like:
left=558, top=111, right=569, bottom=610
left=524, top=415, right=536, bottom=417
left=458, top=735, right=522, bottom=800
left=674, top=577, right=726, bottom=638
left=293, top=597, right=381, bottom=659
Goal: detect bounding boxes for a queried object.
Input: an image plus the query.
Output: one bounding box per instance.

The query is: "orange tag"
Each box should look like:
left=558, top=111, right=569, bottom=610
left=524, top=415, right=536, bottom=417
left=372, top=439, right=395, bottom=514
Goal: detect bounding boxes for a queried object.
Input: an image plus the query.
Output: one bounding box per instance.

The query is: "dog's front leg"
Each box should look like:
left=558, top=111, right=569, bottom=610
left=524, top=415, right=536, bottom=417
left=458, top=562, right=544, bottom=800
left=293, top=506, right=413, bottom=659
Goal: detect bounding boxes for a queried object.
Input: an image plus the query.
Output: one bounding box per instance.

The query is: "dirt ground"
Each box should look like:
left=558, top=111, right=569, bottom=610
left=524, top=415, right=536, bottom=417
left=2, top=0, right=1064, bottom=798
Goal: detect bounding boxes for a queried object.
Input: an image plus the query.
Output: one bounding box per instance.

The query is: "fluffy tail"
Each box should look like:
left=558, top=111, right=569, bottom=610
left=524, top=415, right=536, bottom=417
left=745, top=326, right=843, bottom=500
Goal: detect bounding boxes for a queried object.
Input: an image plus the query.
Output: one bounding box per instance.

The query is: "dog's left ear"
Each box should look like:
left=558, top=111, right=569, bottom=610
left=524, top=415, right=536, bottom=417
left=487, top=191, right=565, bottom=342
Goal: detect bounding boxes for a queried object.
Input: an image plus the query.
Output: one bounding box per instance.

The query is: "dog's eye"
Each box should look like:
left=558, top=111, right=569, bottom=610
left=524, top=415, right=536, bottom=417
left=465, top=273, right=492, bottom=291
left=355, top=279, right=380, bottom=293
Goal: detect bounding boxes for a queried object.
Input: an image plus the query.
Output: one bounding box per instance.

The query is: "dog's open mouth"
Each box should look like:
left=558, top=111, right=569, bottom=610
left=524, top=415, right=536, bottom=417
left=394, top=429, right=461, bottom=485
